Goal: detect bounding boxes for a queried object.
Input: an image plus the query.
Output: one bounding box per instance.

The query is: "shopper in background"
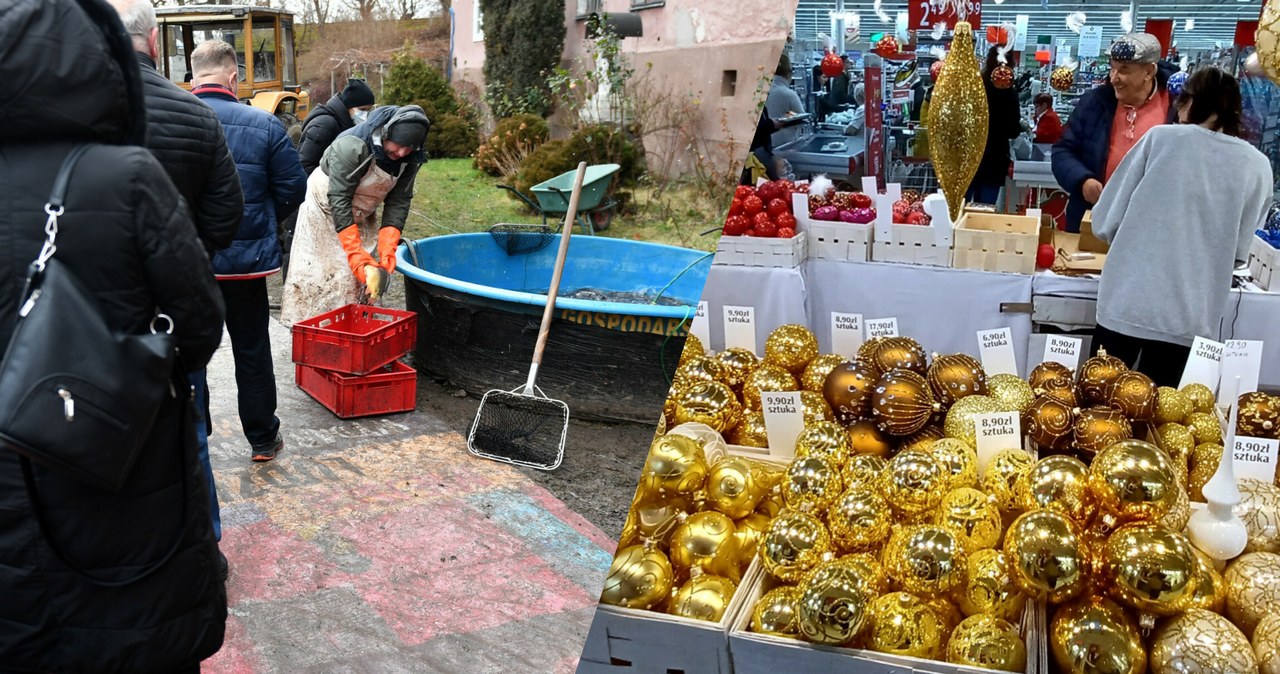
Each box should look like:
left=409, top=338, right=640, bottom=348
left=967, top=47, right=1022, bottom=206
left=192, top=40, right=308, bottom=463
left=818, top=55, right=852, bottom=121
left=1033, top=93, right=1063, bottom=144
left=1052, top=33, right=1176, bottom=232
left=0, top=0, right=227, bottom=669
left=846, top=83, right=867, bottom=135
left=766, top=53, right=806, bottom=147
left=1090, top=67, right=1271, bottom=386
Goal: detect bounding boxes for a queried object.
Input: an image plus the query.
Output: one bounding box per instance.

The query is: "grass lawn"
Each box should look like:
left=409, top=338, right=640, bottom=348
left=402, top=158, right=723, bottom=252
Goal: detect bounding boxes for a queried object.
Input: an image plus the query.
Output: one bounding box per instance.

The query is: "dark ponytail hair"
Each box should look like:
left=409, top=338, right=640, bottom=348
left=1178, top=66, right=1243, bottom=137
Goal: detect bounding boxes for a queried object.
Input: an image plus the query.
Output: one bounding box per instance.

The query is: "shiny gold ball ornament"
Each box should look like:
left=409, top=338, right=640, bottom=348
left=1189, top=549, right=1227, bottom=613
left=714, top=347, right=760, bottom=390
left=828, top=486, right=892, bottom=553
left=620, top=496, right=691, bottom=550
left=842, top=552, right=890, bottom=596
left=734, top=511, right=771, bottom=561
left=1238, top=391, right=1280, bottom=439
left=706, top=457, right=767, bottom=520
left=1225, top=552, right=1280, bottom=637
left=867, top=591, right=948, bottom=659
left=796, top=557, right=875, bottom=644
left=742, top=364, right=799, bottom=413
left=727, top=411, right=769, bottom=448
left=1102, top=524, right=1199, bottom=622
left=1182, top=383, right=1217, bottom=414
left=1004, top=509, right=1087, bottom=603
left=928, top=353, right=989, bottom=407
left=929, top=438, right=979, bottom=490
left=927, top=21, right=990, bottom=223
left=1050, top=66, right=1077, bottom=92
left=1105, top=371, right=1158, bottom=421
left=1030, top=361, right=1075, bottom=394
left=880, top=450, right=949, bottom=518
left=982, top=450, right=1035, bottom=514
left=952, top=548, right=1028, bottom=621
left=1151, top=608, right=1257, bottom=674
left=1072, top=407, right=1134, bottom=459
left=751, top=586, right=801, bottom=637
left=900, top=425, right=945, bottom=455
left=1025, top=396, right=1076, bottom=451
left=1078, top=350, right=1129, bottom=406
left=927, top=595, right=965, bottom=633
left=842, top=453, right=888, bottom=490
left=673, top=355, right=730, bottom=392
left=1019, top=455, right=1095, bottom=525
left=794, top=421, right=852, bottom=464
left=1186, top=412, right=1224, bottom=446
left=678, top=333, right=704, bottom=368
left=823, top=360, right=878, bottom=424
left=947, top=615, right=1028, bottom=672
left=669, top=574, right=738, bottom=622
left=782, top=456, right=844, bottom=515
left=1238, top=479, right=1280, bottom=554
left=1087, top=439, right=1179, bottom=525
left=1253, top=613, right=1280, bottom=674
left=600, top=544, right=676, bottom=610
left=848, top=419, right=895, bottom=458
left=937, top=487, right=1004, bottom=551
left=760, top=509, right=832, bottom=583
left=1050, top=596, right=1147, bottom=674
left=872, top=369, right=937, bottom=436
left=669, top=511, right=741, bottom=582
left=988, top=373, right=1037, bottom=414
left=945, top=395, right=1004, bottom=447
left=802, top=353, right=849, bottom=394
left=799, top=391, right=835, bottom=424
left=884, top=524, right=969, bottom=597
left=672, top=381, right=743, bottom=434
left=641, top=433, right=708, bottom=497
left=764, top=324, right=819, bottom=374
left=871, top=337, right=930, bottom=376
left=1156, top=386, right=1194, bottom=425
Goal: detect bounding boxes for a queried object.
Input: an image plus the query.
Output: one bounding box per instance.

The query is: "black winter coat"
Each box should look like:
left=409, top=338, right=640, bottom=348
left=135, top=53, right=243, bottom=253
left=971, top=77, right=1023, bottom=189
left=298, top=95, right=356, bottom=175
left=0, top=0, right=228, bottom=670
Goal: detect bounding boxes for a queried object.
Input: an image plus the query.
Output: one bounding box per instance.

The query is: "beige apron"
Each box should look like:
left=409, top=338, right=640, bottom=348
left=280, top=159, right=402, bottom=325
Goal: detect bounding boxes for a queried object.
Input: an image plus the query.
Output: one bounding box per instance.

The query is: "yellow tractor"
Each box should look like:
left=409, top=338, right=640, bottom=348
left=155, top=5, right=309, bottom=141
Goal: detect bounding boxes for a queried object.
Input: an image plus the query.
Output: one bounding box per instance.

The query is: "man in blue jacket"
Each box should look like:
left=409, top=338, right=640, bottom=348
left=191, top=39, right=307, bottom=463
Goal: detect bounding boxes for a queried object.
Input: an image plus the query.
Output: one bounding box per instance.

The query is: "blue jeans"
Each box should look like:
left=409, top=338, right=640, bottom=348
left=190, top=370, right=221, bottom=541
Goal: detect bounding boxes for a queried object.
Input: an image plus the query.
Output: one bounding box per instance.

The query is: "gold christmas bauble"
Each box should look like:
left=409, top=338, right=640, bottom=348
left=800, top=390, right=835, bottom=424
left=1030, top=361, right=1074, bottom=395
left=866, top=591, right=948, bottom=659
left=1050, top=596, right=1146, bottom=674
left=946, top=615, right=1027, bottom=672
left=945, top=395, right=1003, bottom=447
left=1182, top=383, right=1217, bottom=414
left=841, top=551, right=890, bottom=596
left=843, top=453, right=888, bottom=491
left=859, top=338, right=888, bottom=368
left=1078, top=351, right=1129, bottom=406
left=764, top=324, right=819, bottom=374
left=1102, top=523, right=1199, bottom=620
left=706, top=457, right=767, bottom=520
left=1225, top=552, right=1280, bottom=637
left=1155, top=386, right=1194, bottom=425
left=1151, top=608, right=1257, bottom=674
left=872, top=369, right=937, bottom=436
left=620, top=496, right=691, bottom=551
left=1238, top=391, right=1280, bottom=439
left=802, top=353, right=848, bottom=394
left=734, top=511, right=771, bottom=561
left=641, top=433, right=708, bottom=497
left=1157, top=422, right=1196, bottom=473
left=936, top=486, right=1003, bottom=550
left=848, top=419, right=895, bottom=458
left=1073, top=407, right=1134, bottom=459
left=951, top=548, right=1027, bottom=621
left=928, top=353, right=988, bottom=407
left=782, top=455, right=844, bottom=515
left=600, top=544, right=676, bottom=610
left=927, top=595, right=965, bottom=633
left=751, top=586, right=801, bottom=637
left=1162, top=480, right=1193, bottom=533
left=1254, top=613, right=1280, bottom=674
left=929, top=437, right=979, bottom=490
left=727, top=411, right=769, bottom=448
left=900, top=425, right=945, bottom=455
left=1018, top=454, right=1095, bottom=525
left=1025, top=395, right=1076, bottom=451
left=742, top=363, right=799, bottom=412
left=1044, top=383, right=1080, bottom=408
left=796, top=557, right=875, bottom=644
left=884, top=524, right=969, bottom=597
left=760, top=509, right=832, bottom=583
left=1088, top=439, right=1179, bottom=525
left=823, top=360, right=878, bottom=424
left=1187, top=411, right=1224, bottom=446
left=1050, top=66, right=1077, bottom=92
left=715, top=347, right=760, bottom=390
left=1259, top=0, right=1280, bottom=84
left=928, top=21, right=989, bottom=222
left=669, top=511, right=741, bottom=582
left=880, top=450, right=948, bottom=518
left=988, top=373, right=1036, bottom=414
left=1189, top=443, right=1224, bottom=502
left=673, top=355, right=731, bottom=392
left=871, top=337, right=929, bottom=377
left=669, top=574, right=737, bottom=622
left=982, top=449, right=1035, bottom=514
left=679, top=333, right=704, bottom=367
left=1106, top=371, right=1158, bottom=421
left=673, top=380, right=743, bottom=434
left=1190, top=549, right=1228, bottom=613
left=794, top=420, right=852, bottom=464
left=828, top=486, right=892, bottom=553
left=1238, top=479, right=1280, bottom=554
left=1004, top=509, right=1087, bottom=603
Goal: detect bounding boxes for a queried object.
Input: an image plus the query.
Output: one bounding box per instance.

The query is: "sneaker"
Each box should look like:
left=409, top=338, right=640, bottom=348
left=251, top=434, right=283, bottom=462
left=218, top=551, right=229, bottom=582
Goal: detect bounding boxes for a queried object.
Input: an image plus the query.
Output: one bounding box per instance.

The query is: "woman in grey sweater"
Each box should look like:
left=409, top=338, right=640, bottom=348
left=1091, top=67, right=1272, bottom=386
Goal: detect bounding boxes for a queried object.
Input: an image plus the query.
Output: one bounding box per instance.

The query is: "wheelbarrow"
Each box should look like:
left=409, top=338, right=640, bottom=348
left=497, top=163, right=620, bottom=235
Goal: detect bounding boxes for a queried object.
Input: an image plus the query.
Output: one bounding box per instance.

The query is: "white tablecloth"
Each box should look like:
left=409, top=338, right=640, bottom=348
left=700, top=264, right=807, bottom=354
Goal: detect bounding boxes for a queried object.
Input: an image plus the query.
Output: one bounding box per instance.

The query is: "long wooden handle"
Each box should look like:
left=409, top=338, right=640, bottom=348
left=526, top=162, right=587, bottom=389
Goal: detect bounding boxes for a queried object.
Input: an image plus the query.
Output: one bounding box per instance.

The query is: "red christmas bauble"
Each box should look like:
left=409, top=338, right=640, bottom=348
left=875, top=36, right=900, bottom=58
left=992, top=64, right=1014, bottom=90
left=821, top=52, right=844, bottom=77
left=892, top=199, right=912, bottom=223
left=930, top=60, right=945, bottom=81
left=851, top=192, right=873, bottom=209
left=1036, top=243, right=1056, bottom=268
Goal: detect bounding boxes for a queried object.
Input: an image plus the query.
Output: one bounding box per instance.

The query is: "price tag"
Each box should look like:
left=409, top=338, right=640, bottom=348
left=974, top=411, right=1023, bottom=472
left=1233, top=437, right=1280, bottom=484
left=866, top=317, right=899, bottom=338
left=978, top=328, right=1019, bottom=376
left=723, top=305, right=756, bottom=352
left=1178, top=336, right=1224, bottom=390
left=832, top=312, right=865, bottom=359
left=908, top=0, right=982, bottom=30
left=1220, top=340, right=1264, bottom=396
left=1043, top=335, right=1083, bottom=372
left=874, top=193, right=894, bottom=243
left=688, top=300, right=710, bottom=348
left=761, top=391, right=806, bottom=459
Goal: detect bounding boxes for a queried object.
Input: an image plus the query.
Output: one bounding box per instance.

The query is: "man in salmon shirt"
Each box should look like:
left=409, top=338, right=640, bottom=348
left=1052, top=33, right=1177, bottom=232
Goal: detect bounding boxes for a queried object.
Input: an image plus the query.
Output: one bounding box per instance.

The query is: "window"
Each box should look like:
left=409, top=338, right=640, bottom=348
left=576, top=0, right=602, bottom=20
left=630, top=0, right=664, bottom=8
left=721, top=70, right=737, bottom=97
left=473, top=0, right=484, bottom=42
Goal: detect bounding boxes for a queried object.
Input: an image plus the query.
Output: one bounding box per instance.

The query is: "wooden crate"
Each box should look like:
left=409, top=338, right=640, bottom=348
left=953, top=212, right=1040, bottom=274
left=713, top=227, right=808, bottom=268
left=1249, top=235, right=1278, bottom=291
left=795, top=193, right=872, bottom=262
left=869, top=187, right=953, bottom=267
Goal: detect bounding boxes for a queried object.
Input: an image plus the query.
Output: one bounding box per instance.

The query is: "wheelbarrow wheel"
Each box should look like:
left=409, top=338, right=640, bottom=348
left=589, top=207, right=613, bottom=232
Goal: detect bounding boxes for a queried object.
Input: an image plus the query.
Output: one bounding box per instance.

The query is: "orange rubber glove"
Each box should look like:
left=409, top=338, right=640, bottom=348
left=376, top=226, right=401, bottom=274
left=338, top=224, right=376, bottom=283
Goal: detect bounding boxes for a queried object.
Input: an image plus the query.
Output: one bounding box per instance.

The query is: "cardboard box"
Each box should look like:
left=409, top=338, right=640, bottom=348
left=1078, top=211, right=1110, bottom=254
left=1053, top=232, right=1106, bottom=275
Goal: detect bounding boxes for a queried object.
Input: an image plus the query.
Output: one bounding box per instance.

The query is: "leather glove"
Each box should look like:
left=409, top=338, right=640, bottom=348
left=376, top=226, right=401, bottom=274
left=339, top=224, right=376, bottom=282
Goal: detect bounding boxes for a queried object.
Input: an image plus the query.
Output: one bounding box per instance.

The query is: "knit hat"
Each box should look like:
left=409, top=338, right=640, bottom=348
left=340, top=78, right=375, bottom=108
left=1110, top=33, right=1161, bottom=65
left=386, top=118, right=428, bottom=148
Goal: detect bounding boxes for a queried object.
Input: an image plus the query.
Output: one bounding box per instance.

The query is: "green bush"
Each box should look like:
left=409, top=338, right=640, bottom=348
left=511, top=125, right=643, bottom=204
left=429, top=113, right=481, bottom=159
left=473, top=113, right=550, bottom=176
left=384, top=49, right=459, bottom=119
left=479, top=0, right=564, bottom=117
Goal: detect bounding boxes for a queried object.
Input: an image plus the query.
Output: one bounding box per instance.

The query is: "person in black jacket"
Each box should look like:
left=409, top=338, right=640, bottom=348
left=299, top=78, right=377, bottom=175
left=0, top=0, right=228, bottom=670
left=967, top=47, right=1023, bottom=206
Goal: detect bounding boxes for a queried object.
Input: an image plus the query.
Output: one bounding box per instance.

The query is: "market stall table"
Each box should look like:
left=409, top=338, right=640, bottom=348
left=699, top=263, right=807, bottom=354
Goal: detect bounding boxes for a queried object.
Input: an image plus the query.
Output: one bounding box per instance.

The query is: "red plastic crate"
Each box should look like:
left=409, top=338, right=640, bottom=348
left=295, top=360, right=417, bottom=419
left=291, top=304, right=417, bottom=376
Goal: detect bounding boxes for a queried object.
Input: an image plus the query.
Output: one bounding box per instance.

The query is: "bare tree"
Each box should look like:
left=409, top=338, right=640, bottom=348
left=393, top=0, right=423, bottom=20
left=346, top=0, right=380, bottom=21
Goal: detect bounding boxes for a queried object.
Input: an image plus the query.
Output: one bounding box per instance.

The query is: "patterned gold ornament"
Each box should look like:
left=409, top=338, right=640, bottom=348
left=841, top=551, right=890, bottom=596
left=1050, top=596, right=1147, bottom=674
left=735, top=511, right=771, bottom=561
left=871, top=337, right=930, bottom=376
left=936, top=487, right=1003, bottom=550
left=884, top=524, right=969, bottom=597
left=1238, top=391, right=1280, bottom=439
left=1258, top=0, right=1280, bottom=84
left=1151, top=608, right=1257, bottom=674
left=1106, top=371, right=1158, bottom=421
left=900, top=425, right=945, bottom=455
left=823, top=359, right=879, bottom=425
left=1187, top=412, right=1224, bottom=446
left=866, top=591, right=948, bottom=659
left=764, top=324, right=819, bottom=374
left=1018, top=454, right=1095, bottom=525
left=872, top=369, right=938, bottom=436
left=1161, top=481, right=1193, bottom=534
left=1253, top=613, right=1280, bottom=674
left=928, top=353, right=989, bottom=407
left=673, top=356, right=731, bottom=393
left=880, top=450, right=949, bottom=518
left=782, top=455, right=844, bottom=515
left=1156, top=386, right=1194, bottom=425
left=988, top=373, right=1036, bottom=414
left=1004, top=509, right=1087, bottom=603
left=1189, top=443, right=1224, bottom=501
left=952, top=548, right=1027, bottom=621
left=1088, top=439, right=1179, bottom=525
left=858, top=338, right=888, bottom=369
left=1044, top=384, right=1080, bottom=408
left=843, top=453, right=888, bottom=490
left=794, top=421, right=852, bottom=464
left=1157, top=422, right=1196, bottom=473
left=929, top=437, right=979, bottom=490
left=669, top=574, right=737, bottom=622
left=1050, top=66, right=1077, bottom=92
left=1026, top=395, right=1076, bottom=451
left=828, top=486, right=892, bottom=553
left=1078, top=350, right=1129, bottom=406
left=620, top=496, right=691, bottom=550
left=1102, top=524, right=1199, bottom=622
left=1030, top=361, right=1074, bottom=394
left=715, top=347, right=760, bottom=390
left=1190, top=549, right=1227, bottom=613
left=802, top=353, right=848, bottom=394
left=742, top=363, right=798, bottom=412
left=678, top=333, right=704, bottom=368
left=927, top=595, right=965, bottom=633
left=848, top=419, right=895, bottom=458
left=760, top=509, right=832, bottom=582
left=982, top=449, right=1035, bottom=514
left=800, top=391, right=835, bottom=425
left=706, top=457, right=767, bottom=520
left=673, top=381, right=743, bottom=434
left=796, top=557, right=875, bottom=644
left=756, top=488, right=784, bottom=518
left=600, top=544, right=676, bottom=609
left=751, top=586, right=801, bottom=636
left=641, top=433, right=708, bottom=497
left=927, top=21, right=989, bottom=222
left=727, top=411, right=769, bottom=448
left=945, top=395, right=1004, bottom=447
left=1073, top=407, right=1134, bottom=459
left=1226, top=552, right=1280, bottom=637
left=1238, top=479, right=1280, bottom=554
left=669, top=511, right=741, bottom=582
left=947, top=614, right=1028, bottom=672
left=1182, top=383, right=1217, bottom=414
